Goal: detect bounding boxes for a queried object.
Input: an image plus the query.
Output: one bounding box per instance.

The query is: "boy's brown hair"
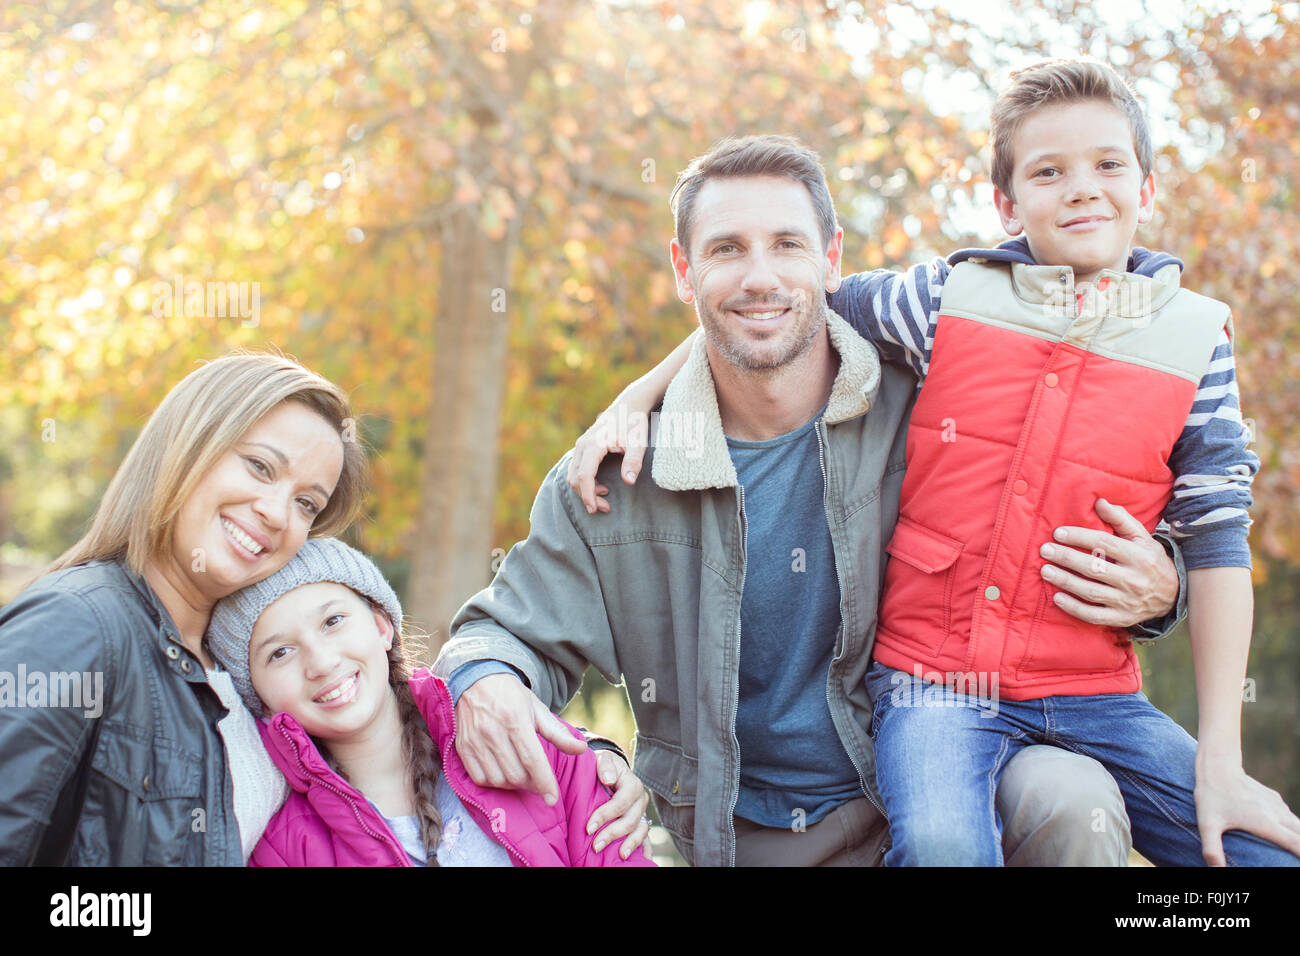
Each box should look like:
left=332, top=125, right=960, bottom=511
left=991, top=59, right=1154, bottom=200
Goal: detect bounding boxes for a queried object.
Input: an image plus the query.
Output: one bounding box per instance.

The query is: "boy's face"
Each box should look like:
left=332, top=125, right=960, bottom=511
left=994, top=99, right=1155, bottom=287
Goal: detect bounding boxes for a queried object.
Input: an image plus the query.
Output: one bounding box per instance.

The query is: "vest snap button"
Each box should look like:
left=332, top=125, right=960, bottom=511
left=180, top=660, right=192, bottom=674
left=1044, top=372, right=1059, bottom=388
left=985, top=585, right=1001, bottom=601
left=142, top=774, right=152, bottom=793
left=1013, top=479, right=1028, bottom=495
left=672, top=781, right=680, bottom=795
left=165, top=645, right=180, bottom=660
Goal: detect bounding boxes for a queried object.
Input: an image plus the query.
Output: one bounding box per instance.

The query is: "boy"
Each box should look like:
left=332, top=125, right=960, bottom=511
left=571, top=60, right=1300, bottom=865
left=842, top=60, right=1298, bottom=866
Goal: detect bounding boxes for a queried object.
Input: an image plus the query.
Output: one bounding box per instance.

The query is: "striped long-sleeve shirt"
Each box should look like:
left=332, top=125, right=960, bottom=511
left=827, top=240, right=1258, bottom=569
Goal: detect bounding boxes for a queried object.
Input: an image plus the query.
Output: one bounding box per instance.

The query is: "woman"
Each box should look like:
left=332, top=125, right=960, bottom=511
left=0, top=350, right=648, bottom=866
left=0, top=351, right=363, bottom=865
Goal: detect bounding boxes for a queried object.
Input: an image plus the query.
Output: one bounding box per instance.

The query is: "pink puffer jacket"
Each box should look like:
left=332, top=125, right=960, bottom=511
left=248, top=668, right=654, bottom=867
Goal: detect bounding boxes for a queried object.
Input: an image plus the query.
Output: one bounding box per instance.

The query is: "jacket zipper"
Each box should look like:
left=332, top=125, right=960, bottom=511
left=439, top=695, right=530, bottom=867
left=278, top=724, right=411, bottom=866
left=816, top=420, right=887, bottom=818
left=725, top=484, right=747, bottom=867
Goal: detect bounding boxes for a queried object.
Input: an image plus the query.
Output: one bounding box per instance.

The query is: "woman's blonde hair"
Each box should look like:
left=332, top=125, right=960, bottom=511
left=48, top=350, right=367, bottom=576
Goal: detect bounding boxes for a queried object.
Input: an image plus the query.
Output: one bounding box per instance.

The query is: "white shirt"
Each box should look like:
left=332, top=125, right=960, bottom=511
left=205, top=667, right=289, bottom=860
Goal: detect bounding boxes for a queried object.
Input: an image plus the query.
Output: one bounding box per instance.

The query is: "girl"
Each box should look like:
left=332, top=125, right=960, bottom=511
left=207, top=537, right=655, bottom=867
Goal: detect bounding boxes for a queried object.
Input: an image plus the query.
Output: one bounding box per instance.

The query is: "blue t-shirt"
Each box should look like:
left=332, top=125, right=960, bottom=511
left=728, top=411, right=865, bottom=828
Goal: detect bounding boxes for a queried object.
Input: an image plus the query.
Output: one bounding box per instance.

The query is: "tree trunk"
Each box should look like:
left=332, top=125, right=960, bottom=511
left=402, top=0, right=573, bottom=653
left=405, top=204, right=512, bottom=651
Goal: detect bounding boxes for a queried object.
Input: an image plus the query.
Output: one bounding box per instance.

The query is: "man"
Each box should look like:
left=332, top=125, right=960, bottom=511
left=436, top=136, right=1181, bottom=866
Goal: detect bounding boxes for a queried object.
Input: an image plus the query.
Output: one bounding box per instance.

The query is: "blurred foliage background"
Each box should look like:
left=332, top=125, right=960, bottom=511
left=2, top=0, right=1297, bottom=862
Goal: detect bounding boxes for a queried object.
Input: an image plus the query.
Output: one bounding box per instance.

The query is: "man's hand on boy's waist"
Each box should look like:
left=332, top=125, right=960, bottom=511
left=1039, top=498, right=1178, bottom=628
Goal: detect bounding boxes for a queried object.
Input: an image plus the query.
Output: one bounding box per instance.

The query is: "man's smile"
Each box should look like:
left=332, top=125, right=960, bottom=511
left=728, top=305, right=792, bottom=327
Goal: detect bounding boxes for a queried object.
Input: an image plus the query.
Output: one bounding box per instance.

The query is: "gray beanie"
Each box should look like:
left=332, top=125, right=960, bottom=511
left=207, top=537, right=403, bottom=716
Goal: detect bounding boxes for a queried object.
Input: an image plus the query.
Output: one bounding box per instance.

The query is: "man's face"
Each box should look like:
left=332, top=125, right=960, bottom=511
left=670, top=175, right=843, bottom=371
left=994, top=99, right=1155, bottom=287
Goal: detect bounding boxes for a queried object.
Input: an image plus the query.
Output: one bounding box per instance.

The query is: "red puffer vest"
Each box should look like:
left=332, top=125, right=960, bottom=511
left=870, top=258, right=1229, bottom=700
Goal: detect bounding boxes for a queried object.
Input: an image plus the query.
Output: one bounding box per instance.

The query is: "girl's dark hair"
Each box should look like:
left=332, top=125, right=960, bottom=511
left=386, top=632, right=443, bottom=863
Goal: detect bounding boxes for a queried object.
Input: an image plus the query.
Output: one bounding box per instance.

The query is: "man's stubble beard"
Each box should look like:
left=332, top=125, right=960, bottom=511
left=697, top=293, right=827, bottom=375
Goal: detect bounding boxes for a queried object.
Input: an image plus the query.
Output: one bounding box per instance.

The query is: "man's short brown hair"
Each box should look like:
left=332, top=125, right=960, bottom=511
left=670, top=135, right=838, bottom=257
left=991, top=59, right=1153, bottom=200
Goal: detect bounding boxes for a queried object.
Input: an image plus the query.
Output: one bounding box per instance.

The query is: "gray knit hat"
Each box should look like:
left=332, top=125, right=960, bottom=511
left=207, top=537, right=403, bottom=716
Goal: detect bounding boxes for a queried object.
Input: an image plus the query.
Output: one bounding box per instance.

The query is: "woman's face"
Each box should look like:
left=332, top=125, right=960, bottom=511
left=172, top=401, right=345, bottom=603
left=249, top=581, right=395, bottom=739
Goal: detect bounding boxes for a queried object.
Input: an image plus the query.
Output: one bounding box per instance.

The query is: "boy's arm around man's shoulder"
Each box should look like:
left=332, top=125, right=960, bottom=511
left=435, top=454, right=624, bottom=715
left=826, top=256, right=950, bottom=378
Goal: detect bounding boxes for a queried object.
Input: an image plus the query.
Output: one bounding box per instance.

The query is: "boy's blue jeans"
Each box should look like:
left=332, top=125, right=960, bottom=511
left=866, top=661, right=1300, bottom=867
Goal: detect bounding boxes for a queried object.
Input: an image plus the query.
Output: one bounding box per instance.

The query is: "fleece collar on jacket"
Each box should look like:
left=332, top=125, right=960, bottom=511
left=651, top=308, right=882, bottom=492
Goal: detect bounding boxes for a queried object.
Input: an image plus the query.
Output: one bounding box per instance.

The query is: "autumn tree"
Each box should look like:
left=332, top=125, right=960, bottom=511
left=3, top=0, right=1297, bottom=805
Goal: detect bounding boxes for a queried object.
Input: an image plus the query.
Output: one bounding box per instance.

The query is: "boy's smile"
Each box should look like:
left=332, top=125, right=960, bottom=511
left=994, top=99, right=1155, bottom=288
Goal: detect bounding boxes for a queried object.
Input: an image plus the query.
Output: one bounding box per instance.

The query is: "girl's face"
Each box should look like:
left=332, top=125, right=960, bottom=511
left=171, top=401, right=345, bottom=602
left=248, top=581, right=395, bottom=739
